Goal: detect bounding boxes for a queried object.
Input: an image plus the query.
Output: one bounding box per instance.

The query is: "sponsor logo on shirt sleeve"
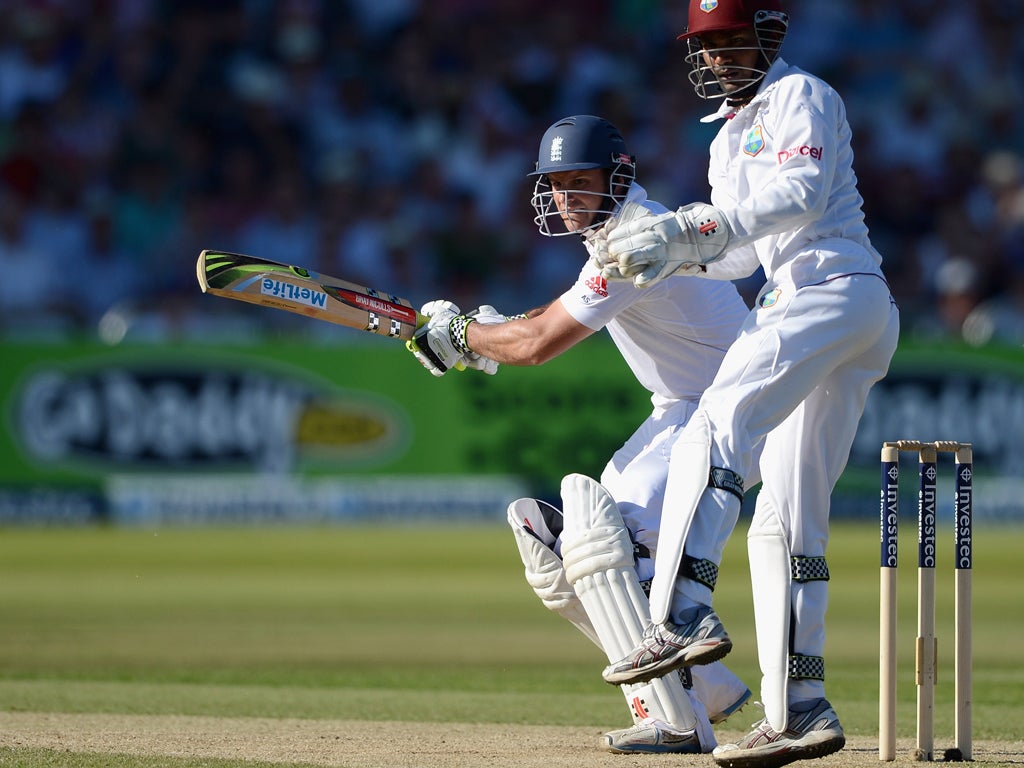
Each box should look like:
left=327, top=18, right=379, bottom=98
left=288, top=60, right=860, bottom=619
left=584, top=274, right=609, bottom=298
left=777, top=145, right=823, bottom=164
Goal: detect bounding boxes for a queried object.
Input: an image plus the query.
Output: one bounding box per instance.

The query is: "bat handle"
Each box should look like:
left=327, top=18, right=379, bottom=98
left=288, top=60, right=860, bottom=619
left=409, top=320, right=467, bottom=374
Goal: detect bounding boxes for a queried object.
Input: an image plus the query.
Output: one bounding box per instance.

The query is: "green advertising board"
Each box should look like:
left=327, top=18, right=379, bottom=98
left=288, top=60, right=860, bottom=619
left=2, top=337, right=1022, bottom=524
left=0, top=336, right=649, bottom=523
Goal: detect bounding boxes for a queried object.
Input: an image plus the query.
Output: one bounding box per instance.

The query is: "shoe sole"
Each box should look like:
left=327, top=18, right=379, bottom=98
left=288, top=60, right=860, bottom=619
left=603, top=730, right=703, bottom=755
left=709, top=688, right=752, bottom=725
left=603, top=637, right=733, bottom=686
left=605, top=743, right=703, bottom=755
left=713, top=733, right=845, bottom=768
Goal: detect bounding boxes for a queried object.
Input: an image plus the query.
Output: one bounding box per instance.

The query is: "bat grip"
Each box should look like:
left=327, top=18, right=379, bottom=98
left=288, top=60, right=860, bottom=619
left=409, top=321, right=467, bottom=373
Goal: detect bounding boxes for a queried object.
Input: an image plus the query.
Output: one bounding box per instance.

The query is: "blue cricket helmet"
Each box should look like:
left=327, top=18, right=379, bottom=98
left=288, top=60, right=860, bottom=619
left=529, top=115, right=636, bottom=237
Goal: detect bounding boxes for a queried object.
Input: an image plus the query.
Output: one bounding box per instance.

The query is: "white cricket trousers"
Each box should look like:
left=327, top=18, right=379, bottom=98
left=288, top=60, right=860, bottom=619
left=676, top=273, right=899, bottom=696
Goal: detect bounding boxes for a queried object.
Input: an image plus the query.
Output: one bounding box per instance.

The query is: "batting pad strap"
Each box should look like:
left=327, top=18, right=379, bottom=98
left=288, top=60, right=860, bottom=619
left=680, top=554, right=719, bottom=591
left=709, top=467, right=743, bottom=500
left=633, top=541, right=651, bottom=562
left=787, top=654, right=825, bottom=681
left=677, top=667, right=694, bottom=690
left=639, top=578, right=652, bottom=598
left=790, top=555, right=830, bottom=582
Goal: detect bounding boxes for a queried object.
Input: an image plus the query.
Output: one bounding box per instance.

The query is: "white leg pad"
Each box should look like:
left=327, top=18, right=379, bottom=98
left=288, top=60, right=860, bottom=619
left=649, top=411, right=713, bottom=624
left=507, top=498, right=601, bottom=649
left=748, top=502, right=792, bottom=733
left=559, top=473, right=714, bottom=750
left=622, top=676, right=713, bottom=748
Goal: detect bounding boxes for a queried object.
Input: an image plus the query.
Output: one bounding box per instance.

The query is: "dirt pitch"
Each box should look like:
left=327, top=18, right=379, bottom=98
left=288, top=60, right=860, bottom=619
left=1, top=713, right=1021, bottom=767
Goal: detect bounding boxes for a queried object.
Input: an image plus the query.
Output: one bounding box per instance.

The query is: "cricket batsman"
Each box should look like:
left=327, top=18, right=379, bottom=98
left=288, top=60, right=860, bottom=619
left=409, top=114, right=754, bottom=753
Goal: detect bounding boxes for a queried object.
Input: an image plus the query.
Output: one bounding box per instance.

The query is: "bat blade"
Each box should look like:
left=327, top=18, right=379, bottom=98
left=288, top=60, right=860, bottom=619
left=197, top=250, right=420, bottom=340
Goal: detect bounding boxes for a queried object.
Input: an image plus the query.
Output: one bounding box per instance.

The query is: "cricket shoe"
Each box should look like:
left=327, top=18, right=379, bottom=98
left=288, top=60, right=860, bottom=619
left=603, top=718, right=703, bottom=754
left=681, top=665, right=752, bottom=725
left=709, top=684, right=752, bottom=725
left=712, top=698, right=845, bottom=768
left=602, top=606, right=732, bottom=686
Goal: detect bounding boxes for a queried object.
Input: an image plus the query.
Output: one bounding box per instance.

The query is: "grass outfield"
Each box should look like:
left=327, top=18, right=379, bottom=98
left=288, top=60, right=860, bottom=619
left=0, top=522, right=1021, bottom=767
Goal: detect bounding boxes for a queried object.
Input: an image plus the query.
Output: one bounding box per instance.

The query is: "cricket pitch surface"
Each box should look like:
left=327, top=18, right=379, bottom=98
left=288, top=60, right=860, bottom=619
left=1, top=712, right=1021, bottom=767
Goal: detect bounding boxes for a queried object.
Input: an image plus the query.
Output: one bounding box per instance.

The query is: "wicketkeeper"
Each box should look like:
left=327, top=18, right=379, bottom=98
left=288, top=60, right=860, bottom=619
left=409, top=114, right=754, bottom=754
left=590, top=2, right=901, bottom=766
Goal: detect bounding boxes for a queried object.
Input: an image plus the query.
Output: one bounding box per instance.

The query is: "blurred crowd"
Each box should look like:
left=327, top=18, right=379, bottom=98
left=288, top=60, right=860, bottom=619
left=1, top=0, right=1023, bottom=345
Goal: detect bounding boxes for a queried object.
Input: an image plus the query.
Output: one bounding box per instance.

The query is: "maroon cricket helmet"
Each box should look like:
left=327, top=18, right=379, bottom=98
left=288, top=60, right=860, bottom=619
left=678, top=0, right=785, bottom=40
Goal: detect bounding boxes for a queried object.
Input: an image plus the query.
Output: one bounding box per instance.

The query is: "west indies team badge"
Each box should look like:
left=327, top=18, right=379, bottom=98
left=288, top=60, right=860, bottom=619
left=699, top=0, right=718, bottom=11
left=743, top=125, right=765, bottom=157
left=760, top=288, right=782, bottom=308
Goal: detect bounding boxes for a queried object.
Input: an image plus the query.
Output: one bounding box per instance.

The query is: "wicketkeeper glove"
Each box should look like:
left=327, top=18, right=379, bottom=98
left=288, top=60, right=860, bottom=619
left=587, top=198, right=650, bottom=273
left=602, top=201, right=732, bottom=288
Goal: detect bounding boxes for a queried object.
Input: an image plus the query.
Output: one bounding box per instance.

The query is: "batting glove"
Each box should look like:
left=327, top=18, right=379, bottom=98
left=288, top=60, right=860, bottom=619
left=470, top=304, right=526, bottom=325
left=603, top=202, right=732, bottom=288
left=407, top=300, right=468, bottom=377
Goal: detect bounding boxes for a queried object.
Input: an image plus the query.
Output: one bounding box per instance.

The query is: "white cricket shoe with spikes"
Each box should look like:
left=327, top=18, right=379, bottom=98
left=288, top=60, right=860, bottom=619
left=709, top=684, right=752, bottom=725
left=603, top=718, right=702, bottom=754
left=603, top=682, right=751, bottom=754
left=602, top=605, right=732, bottom=685
left=712, top=698, right=845, bottom=768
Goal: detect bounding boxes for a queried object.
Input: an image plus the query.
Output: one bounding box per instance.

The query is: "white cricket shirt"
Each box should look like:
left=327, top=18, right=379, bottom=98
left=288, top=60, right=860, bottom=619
left=559, top=185, right=749, bottom=412
left=701, top=58, right=886, bottom=289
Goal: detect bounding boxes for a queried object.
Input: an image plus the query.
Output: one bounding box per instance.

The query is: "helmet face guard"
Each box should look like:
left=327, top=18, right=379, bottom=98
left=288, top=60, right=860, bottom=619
left=529, top=115, right=636, bottom=237
left=681, top=3, right=788, bottom=101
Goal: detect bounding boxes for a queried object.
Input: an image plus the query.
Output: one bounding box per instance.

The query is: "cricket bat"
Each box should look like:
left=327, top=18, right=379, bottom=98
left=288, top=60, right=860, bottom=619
left=197, top=250, right=421, bottom=340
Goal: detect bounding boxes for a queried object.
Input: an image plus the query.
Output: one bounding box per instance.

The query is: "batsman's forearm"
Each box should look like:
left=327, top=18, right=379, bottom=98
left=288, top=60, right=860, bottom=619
left=523, top=302, right=552, bottom=319
left=466, top=319, right=555, bottom=366
left=466, top=303, right=592, bottom=366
